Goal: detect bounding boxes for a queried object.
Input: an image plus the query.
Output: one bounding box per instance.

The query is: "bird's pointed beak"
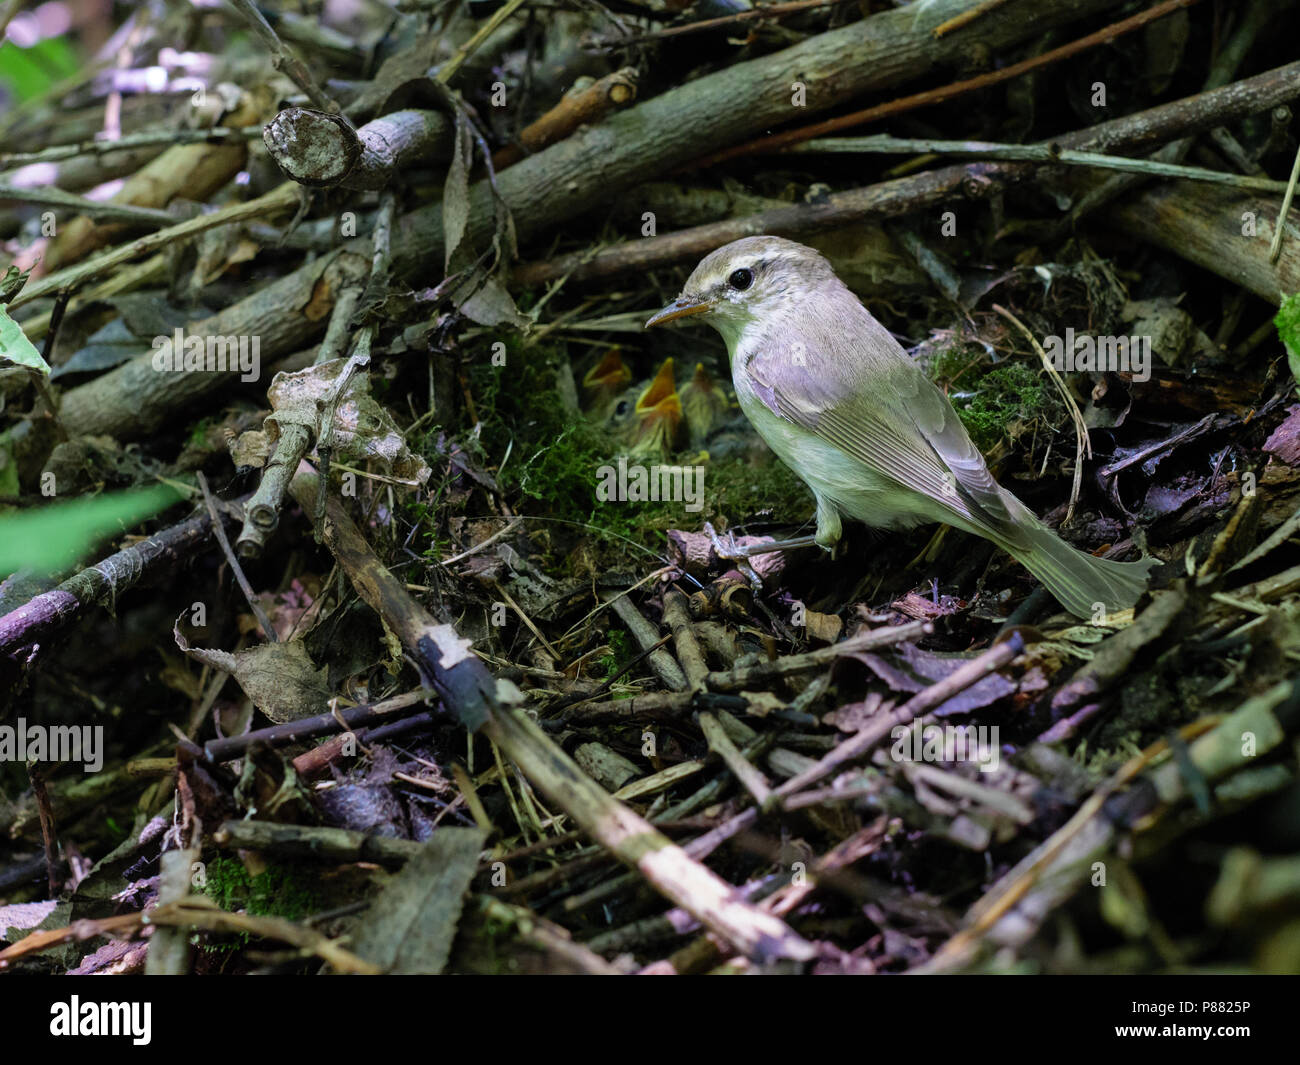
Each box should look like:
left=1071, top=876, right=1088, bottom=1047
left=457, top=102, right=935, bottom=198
left=630, top=357, right=683, bottom=453
left=582, top=349, right=631, bottom=392
left=646, top=295, right=711, bottom=328
left=636, top=357, right=679, bottom=416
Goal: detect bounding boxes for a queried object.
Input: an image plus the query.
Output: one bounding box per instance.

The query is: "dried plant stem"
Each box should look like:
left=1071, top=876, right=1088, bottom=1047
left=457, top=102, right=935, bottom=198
left=790, top=136, right=1293, bottom=194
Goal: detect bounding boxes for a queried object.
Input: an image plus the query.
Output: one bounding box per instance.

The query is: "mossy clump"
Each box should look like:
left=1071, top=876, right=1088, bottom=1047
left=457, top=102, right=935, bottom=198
left=467, top=341, right=625, bottom=527
left=202, top=855, right=319, bottom=921
left=596, top=627, right=634, bottom=679
left=450, top=339, right=814, bottom=563
left=462, top=341, right=708, bottom=558
left=1276, top=292, right=1300, bottom=391
left=931, top=348, right=1062, bottom=453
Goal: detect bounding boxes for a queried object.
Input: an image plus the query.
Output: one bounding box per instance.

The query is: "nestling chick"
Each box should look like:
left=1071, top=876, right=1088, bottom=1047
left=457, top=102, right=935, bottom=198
left=581, top=348, right=633, bottom=421
left=584, top=354, right=686, bottom=458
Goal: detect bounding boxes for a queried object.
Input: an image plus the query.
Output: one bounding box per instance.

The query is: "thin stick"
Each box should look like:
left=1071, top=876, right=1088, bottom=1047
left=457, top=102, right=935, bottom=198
left=699, top=712, right=772, bottom=806
left=494, top=580, right=561, bottom=663
left=435, top=0, right=531, bottom=85
left=440, top=517, right=523, bottom=566
left=0, top=183, right=177, bottom=226
left=223, top=0, right=341, bottom=116
left=0, top=127, right=261, bottom=169
left=789, top=136, right=1293, bottom=194
left=995, top=305, right=1091, bottom=524
left=1268, top=139, right=1300, bottom=263
left=195, top=472, right=277, bottom=643
left=10, top=181, right=298, bottom=311
left=26, top=764, right=60, bottom=897
left=932, top=0, right=1013, bottom=37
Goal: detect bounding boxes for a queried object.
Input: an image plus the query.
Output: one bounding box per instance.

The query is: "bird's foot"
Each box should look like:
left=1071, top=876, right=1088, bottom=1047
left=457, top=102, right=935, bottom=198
left=703, top=522, right=765, bottom=591
left=704, top=522, right=821, bottom=560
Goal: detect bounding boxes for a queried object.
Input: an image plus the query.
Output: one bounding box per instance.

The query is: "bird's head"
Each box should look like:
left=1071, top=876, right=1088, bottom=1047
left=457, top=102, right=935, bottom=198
left=594, top=357, right=684, bottom=458
left=581, top=348, right=633, bottom=419
left=645, top=236, right=837, bottom=349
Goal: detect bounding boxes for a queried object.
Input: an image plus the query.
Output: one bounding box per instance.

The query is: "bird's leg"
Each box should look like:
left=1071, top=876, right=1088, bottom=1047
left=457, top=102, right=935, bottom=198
left=704, top=522, right=820, bottom=560
left=813, top=495, right=844, bottom=561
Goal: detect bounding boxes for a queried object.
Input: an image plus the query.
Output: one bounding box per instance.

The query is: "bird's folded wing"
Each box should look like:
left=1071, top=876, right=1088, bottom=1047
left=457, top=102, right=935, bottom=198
left=743, top=318, right=1029, bottom=548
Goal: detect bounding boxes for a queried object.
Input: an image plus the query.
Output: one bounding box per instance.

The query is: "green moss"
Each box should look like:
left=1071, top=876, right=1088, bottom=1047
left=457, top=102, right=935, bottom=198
left=447, top=339, right=813, bottom=562
left=459, top=340, right=699, bottom=560
left=702, top=452, right=812, bottom=526
left=186, top=417, right=215, bottom=450
left=466, top=341, right=612, bottom=528
left=938, top=359, right=1062, bottom=453
left=1276, top=293, right=1300, bottom=393
left=597, top=627, right=634, bottom=679
left=202, top=855, right=319, bottom=921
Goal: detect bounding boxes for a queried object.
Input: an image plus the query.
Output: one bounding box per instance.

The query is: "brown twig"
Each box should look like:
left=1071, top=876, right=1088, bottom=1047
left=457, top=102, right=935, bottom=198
left=195, top=472, right=277, bottom=642
left=493, top=69, right=638, bottom=170
left=932, top=0, right=1014, bottom=37
left=203, top=689, right=429, bottom=762
left=26, top=764, right=60, bottom=897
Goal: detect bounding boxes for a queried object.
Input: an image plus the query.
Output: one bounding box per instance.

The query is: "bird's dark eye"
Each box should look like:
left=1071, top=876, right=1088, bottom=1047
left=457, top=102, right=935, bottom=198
left=615, top=400, right=631, bottom=415
left=728, top=268, right=753, bottom=291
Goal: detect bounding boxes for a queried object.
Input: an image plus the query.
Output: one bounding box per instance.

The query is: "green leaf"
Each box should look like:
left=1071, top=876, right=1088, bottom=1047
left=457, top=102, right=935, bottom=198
left=1276, top=293, right=1300, bottom=395
left=0, top=304, right=50, bottom=374
left=0, top=484, right=184, bottom=579
left=0, top=37, right=81, bottom=103
left=0, top=264, right=33, bottom=304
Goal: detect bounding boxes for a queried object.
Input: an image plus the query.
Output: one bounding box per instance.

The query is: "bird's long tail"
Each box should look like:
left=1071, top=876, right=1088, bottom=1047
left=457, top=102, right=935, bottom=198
left=996, top=499, right=1157, bottom=619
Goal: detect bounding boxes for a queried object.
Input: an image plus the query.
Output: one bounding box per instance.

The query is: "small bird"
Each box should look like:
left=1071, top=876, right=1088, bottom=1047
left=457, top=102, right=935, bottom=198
left=626, top=356, right=686, bottom=457
left=646, top=235, right=1155, bottom=617
left=581, top=348, right=633, bottom=421
left=583, top=353, right=686, bottom=457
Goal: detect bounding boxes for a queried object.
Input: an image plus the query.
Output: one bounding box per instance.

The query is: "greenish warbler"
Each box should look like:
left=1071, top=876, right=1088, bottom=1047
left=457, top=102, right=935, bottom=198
left=646, top=235, right=1155, bottom=617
